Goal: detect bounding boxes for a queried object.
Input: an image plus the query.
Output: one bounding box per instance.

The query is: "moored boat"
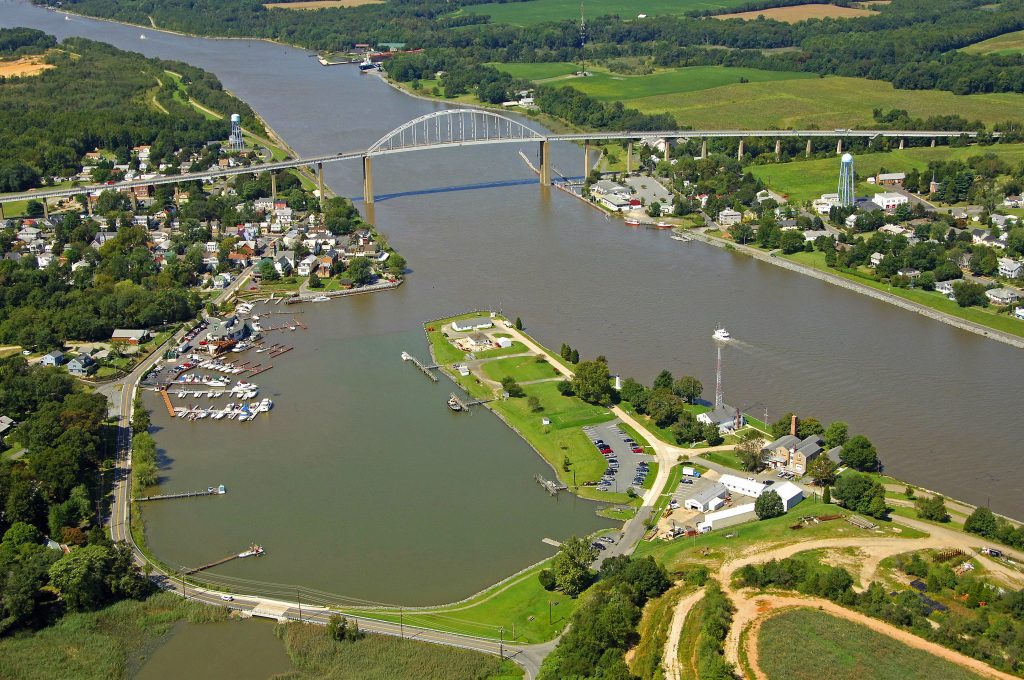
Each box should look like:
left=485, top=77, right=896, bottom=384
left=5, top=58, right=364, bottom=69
left=238, top=544, right=264, bottom=558
left=624, top=217, right=641, bottom=227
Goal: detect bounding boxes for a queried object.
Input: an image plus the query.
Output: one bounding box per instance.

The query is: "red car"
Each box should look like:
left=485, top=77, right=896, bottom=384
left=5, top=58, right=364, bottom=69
left=631, top=446, right=644, bottom=453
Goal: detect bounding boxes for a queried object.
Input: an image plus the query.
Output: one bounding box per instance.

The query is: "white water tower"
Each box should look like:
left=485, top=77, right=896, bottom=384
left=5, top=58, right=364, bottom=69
left=838, top=152, right=854, bottom=207
left=229, top=113, right=245, bottom=152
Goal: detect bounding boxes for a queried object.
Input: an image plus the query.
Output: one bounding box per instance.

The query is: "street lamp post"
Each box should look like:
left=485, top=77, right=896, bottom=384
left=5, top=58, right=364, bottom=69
left=499, top=626, right=504, bottom=659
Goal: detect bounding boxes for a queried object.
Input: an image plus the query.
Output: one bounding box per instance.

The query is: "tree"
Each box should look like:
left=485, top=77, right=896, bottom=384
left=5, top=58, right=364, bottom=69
left=840, top=435, right=878, bottom=471
left=307, top=270, right=322, bottom=288
left=824, top=421, right=849, bottom=448
left=807, top=456, right=838, bottom=486
left=953, top=280, right=988, bottom=308
left=528, top=395, right=542, bottom=412
left=501, top=376, right=524, bottom=398
left=672, top=376, right=702, bottom=404
left=646, top=389, right=684, bottom=428
left=797, top=417, right=824, bottom=438
left=653, top=370, right=674, bottom=390
left=731, top=223, right=754, bottom=244
left=915, top=495, right=950, bottom=522
left=538, top=568, right=556, bottom=591
left=735, top=430, right=765, bottom=472
left=964, top=507, right=998, bottom=538
left=571, top=360, right=613, bottom=405
left=780, top=229, right=805, bottom=254
left=822, top=485, right=831, bottom=504
left=702, top=423, right=723, bottom=446
left=514, top=316, right=523, bottom=330
left=47, top=544, right=111, bottom=612
left=834, top=472, right=887, bottom=518
left=570, top=348, right=579, bottom=364
left=755, top=490, right=784, bottom=520
left=552, top=536, right=597, bottom=597
left=618, top=377, right=646, bottom=405
left=770, top=413, right=796, bottom=439
left=131, top=395, right=151, bottom=433
left=557, top=380, right=574, bottom=396
left=647, top=201, right=661, bottom=218
left=346, top=257, right=373, bottom=286
left=257, top=258, right=279, bottom=281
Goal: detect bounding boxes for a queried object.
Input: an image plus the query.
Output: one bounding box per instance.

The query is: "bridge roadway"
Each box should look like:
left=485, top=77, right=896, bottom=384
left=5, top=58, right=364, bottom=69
left=0, top=124, right=989, bottom=205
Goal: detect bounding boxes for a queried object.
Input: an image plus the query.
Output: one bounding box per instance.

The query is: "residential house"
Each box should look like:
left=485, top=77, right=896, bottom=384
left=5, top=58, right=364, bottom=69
left=986, top=288, right=1020, bottom=306
left=227, top=251, right=251, bottom=268
left=253, top=197, right=275, bottom=213
left=0, top=415, right=15, bottom=438
left=935, top=280, right=956, bottom=297
left=998, top=258, right=1023, bottom=279
left=452, top=317, right=494, bottom=332
left=211, top=273, right=233, bottom=290
left=696, top=404, right=744, bottom=433
left=317, top=249, right=338, bottom=273
left=67, top=354, right=96, bottom=377
left=297, top=255, right=319, bottom=277
left=872, top=192, right=908, bottom=211
left=802, top=229, right=830, bottom=243
left=274, top=253, right=294, bottom=276
left=897, top=268, right=921, bottom=279
left=590, top=180, right=629, bottom=198
left=876, top=172, right=906, bottom=186
left=90, top=231, right=118, bottom=249
left=870, top=252, right=885, bottom=267
left=761, top=434, right=824, bottom=475
left=717, top=208, right=741, bottom=226
left=40, top=351, right=66, bottom=367
left=845, top=214, right=859, bottom=229
left=813, top=193, right=840, bottom=215
left=1004, top=196, right=1022, bottom=209
left=991, top=214, right=1018, bottom=230
left=1015, top=307, right=1024, bottom=321
left=17, top=226, right=42, bottom=243
left=111, top=329, right=151, bottom=346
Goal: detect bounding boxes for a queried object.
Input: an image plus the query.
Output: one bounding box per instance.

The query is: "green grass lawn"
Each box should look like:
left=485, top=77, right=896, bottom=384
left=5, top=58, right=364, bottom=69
left=640, top=461, right=659, bottom=489
left=493, top=64, right=815, bottom=101
left=962, top=29, right=1024, bottom=55
left=475, top=341, right=530, bottom=359
left=758, top=608, right=984, bottom=680
left=747, top=143, right=1024, bottom=203
left=628, top=75, right=1024, bottom=129
left=701, top=450, right=746, bottom=471
left=426, top=329, right=468, bottom=365
left=481, top=355, right=561, bottom=383
left=457, top=0, right=749, bottom=25
left=345, top=558, right=579, bottom=644
left=780, top=250, right=1024, bottom=338
left=636, top=500, right=925, bottom=573
left=617, top=421, right=652, bottom=451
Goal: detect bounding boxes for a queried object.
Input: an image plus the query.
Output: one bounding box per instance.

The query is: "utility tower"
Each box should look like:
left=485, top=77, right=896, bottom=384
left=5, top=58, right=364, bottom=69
left=838, top=152, right=854, bottom=207
left=229, top=113, right=245, bottom=152
left=578, top=1, right=587, bottom=75
left=714, top=344, right=723, bottom=410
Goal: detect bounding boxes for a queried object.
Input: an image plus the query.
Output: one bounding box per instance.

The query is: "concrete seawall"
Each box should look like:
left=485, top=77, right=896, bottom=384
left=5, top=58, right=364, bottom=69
left=689, top=230, right=1024, bottom=351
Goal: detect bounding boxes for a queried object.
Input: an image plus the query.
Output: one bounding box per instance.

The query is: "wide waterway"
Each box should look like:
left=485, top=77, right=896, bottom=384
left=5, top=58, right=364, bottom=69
left=5, top=0, right=1024, bottom=598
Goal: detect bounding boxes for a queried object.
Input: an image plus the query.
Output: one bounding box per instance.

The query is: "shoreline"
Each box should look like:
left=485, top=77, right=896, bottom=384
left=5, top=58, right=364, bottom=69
left=691, top=228, right=1024, bottom=351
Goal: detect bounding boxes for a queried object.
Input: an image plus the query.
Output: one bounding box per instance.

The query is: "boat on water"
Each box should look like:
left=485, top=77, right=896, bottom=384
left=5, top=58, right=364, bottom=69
left=139, top=34, right=146, bottom=40
left=624, top=217, right=641, bottom=227
left=311, top=295, right=330, bottom=302
left=656, top=221, right=673, bottom=229
left=289, top=325, right=297, bottom=331
left=712, top=325, right=732, bottom=342
left=238, top=544, right=264, bottom=558
left=255, top=347, right=268, bottom=353
left=447, top=395, right=462, bottom=412
left=358, top=54, right=376, bottom=72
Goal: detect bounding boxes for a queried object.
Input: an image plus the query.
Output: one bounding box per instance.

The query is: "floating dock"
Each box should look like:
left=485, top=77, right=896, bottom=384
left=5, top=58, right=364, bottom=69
left=535, top=474, right=567, bottom=496
left=136, top=485, right=226, bottom=502
left=401, top=351, right=439, bottom=382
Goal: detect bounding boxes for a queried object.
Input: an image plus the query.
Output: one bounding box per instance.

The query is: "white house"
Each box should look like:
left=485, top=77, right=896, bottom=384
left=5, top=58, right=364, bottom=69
left=717, top=208, right=741, bottom=226
left=697, top=405, right=744, bottom=433
left=40, top=351, right=66, bottom=367
left=296, top=254, right=318, bottom=277
left=1015, top=306, right=1024, bottom=320
left=872, top=192, right=908, bottom=211
left=870, top=252, right=885, bottom=267
left=998, top=258, right=1023, bottom=279
left=986, top=288, right=1020, bottom=305
left=697, top=503, right=756, bottom=533
left=719, top=474, right=766, bottom=498
left=451, top=317, right=494, bottom=332
left=813, top=193, right=840, bottom=215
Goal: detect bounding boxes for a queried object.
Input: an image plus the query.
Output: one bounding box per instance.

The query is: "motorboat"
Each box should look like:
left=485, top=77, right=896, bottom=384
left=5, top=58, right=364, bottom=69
left=624, top=217, right=641, bottom=227
left=238, top=545, right=264, bottom=558
left=447, top=395, right=462, bottom=412
left=712, top=325, right=732, bottom=342
left=358, top=54, right=376, bottom=71
left=656, top=221, right=673, bottom=228
left=311, top=295, right=330, bottom=302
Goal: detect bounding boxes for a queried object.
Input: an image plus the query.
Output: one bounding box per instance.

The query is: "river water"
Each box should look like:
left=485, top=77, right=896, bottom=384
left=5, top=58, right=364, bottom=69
left=4, top=0, right=1024, bottom=598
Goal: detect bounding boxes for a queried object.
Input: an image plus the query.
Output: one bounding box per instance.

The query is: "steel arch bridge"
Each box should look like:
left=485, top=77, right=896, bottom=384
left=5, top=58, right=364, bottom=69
left=0, top=106, right=994, bottom=214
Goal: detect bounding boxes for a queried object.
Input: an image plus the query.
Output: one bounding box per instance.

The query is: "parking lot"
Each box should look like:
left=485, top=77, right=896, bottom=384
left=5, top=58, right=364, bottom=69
left=582, top=420, right=655, bottom=495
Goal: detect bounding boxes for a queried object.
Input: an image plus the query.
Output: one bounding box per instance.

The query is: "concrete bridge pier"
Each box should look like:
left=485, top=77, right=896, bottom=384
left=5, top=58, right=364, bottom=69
left=362, top=155, right=374, bottom=205
left=899, top=138, right=905, bottom=150
left=626, top=141, right=633, bottom=173
left=663, top=139, right=671, bottom=163
left=538, top=140, right=551, bottom=186
left=0, top=203, right=4, bottom=220
left=86, top=196, right=93, bottom=216
left=806, top=139, right=812, bottom=157
left=931, top=138, right=936, bottom=147
left=271, top=172, right=277, bottom=200
left=701, top=139, right=708, bottom=159
left=317, top=162, right=325, bottom=210
left=584, top=140, right=590, bottom=179
left=42, top=199, right=49, bottom=220
left=836, top=138, right=843, bottom=154
left=775, top=139, right=782, bottom=160
left=737, top=139, right=745, bottom=161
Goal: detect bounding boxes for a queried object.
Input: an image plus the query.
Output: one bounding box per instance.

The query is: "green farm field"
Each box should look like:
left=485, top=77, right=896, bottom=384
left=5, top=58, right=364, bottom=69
left=758, top=608, right=984, bottom=680
left=962, top=29, right=1024, bottom=55
left=747, top=143, right=1024, bottom=203
left=492, top=63, right=815, bottom=100
left=457, top=0, right=747, bottom=25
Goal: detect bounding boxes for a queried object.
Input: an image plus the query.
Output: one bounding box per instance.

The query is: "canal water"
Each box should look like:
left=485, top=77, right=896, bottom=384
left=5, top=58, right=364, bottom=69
left=5, top=0, right=1024, bottom=596
left=133, top=620, right=293, bottom=679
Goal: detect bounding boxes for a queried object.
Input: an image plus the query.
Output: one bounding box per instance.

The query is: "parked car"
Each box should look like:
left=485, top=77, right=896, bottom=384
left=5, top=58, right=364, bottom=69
left=680, top=478, right=693, bottom=485
left=598, top=536, right=615, bottom=544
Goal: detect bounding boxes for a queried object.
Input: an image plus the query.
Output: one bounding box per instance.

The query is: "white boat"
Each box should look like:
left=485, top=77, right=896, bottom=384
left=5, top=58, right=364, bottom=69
left=311, top=295, right=330, bottom=302
left=255, top=348, right=267, bottom=353
left=712, top=325, right=732, bottom=342
left=139, top=33, right=146, bottom=39
left=238, top=545, right=264, bottom=558
left=289, top=325, right=297, bottom=331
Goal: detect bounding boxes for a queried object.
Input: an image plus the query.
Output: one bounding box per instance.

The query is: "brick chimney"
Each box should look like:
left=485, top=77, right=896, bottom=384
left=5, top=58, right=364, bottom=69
left=790, top=414, right=797, bottom=437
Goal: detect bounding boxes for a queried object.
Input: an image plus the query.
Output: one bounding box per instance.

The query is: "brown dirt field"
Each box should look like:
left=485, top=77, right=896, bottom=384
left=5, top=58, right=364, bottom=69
left=263, top=0, right=382, bottom=8
left=713, top=3, right=878, bottom=22
left=0, top=57, right=54, bottom=78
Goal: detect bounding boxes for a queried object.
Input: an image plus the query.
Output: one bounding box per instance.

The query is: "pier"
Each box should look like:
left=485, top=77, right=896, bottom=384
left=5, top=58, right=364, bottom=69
left=534, top=474, right=567, bottom=496
left=401, top=351, right=439, bottom=382
left=183, top=544, right=263, bottom=575
left=448, top=393, right=495, bottom=411
left=136, top=485, right=226, bottom=502
left=159, top=389, right=176, bottom=417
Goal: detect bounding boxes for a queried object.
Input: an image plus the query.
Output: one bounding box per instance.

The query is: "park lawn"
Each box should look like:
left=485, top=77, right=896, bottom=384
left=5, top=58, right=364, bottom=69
left=498, top=65, right=815, bottom=102
left=598, top=505, right=638, bottom=520
left=427, top=328, right=467, bottom=365
left=475, top=341, right=530, bottom=359
left=781, top=250, right=1024, bottom=338
left=701, top=450, right=745, bottom=471
left=0, top=593, right=229, bottom=680
left=482, top=354, right=561, bottom=383
left=962, top=29, right=1024, bottom=56
left=628, top=75, right=1024, bottom=129
left=747, top=143, right=1024, bottom=203
left=640, top=462, right=660, bottom=489
left=345, top=558, right=579, bottom=644
left=456, top=0, right=747, bottom=25
left=758, top=608, right=984, bottom=680
left=636, top=500, right=925, bottom=573
left=629, top=584, right=693, bottom=680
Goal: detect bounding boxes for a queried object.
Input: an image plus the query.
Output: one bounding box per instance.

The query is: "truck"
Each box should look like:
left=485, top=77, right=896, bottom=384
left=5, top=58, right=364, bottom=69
left=981, top=547, right=1004, bottom=558
left=682, top=466, right=701, bottom=478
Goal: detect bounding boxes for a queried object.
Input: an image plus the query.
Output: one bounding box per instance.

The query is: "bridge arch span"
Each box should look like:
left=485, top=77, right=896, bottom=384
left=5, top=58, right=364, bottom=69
left=366, top=108, right=545, bottom=157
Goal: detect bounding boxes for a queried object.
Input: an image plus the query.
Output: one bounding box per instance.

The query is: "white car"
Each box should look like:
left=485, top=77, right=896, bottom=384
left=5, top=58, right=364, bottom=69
left=220, top=594, right=234, bottom=601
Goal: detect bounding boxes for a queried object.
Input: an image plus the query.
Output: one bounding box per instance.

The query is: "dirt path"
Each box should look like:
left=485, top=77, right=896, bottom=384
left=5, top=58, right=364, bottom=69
left=740, top=596, right=1018, bottom=680
left=662, top=588, right=704, bottom=680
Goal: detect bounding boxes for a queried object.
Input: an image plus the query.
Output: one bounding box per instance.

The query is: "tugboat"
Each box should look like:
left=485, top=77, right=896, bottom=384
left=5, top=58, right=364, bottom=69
left=712, top=325, right=732, bottom=342
left=447, top=394, right=463, bottom=412
left=358, top=53, right=376, bottom=72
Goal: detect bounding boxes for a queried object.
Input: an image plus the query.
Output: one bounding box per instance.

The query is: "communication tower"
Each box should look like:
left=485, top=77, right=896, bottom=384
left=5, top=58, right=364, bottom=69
left=838, top=152, right=854, bottom=207
left=578, top=2, right=588, bottom=75
left=229, top=113, right=245, bottom=152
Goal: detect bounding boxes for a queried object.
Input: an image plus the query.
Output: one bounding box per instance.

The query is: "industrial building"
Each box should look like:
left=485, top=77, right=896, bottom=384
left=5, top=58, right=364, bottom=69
left=719, top=474, right=766, bottom=498
left=698, top=503, right=756, bottom=532
left=683, top=482, right=728, bottom=512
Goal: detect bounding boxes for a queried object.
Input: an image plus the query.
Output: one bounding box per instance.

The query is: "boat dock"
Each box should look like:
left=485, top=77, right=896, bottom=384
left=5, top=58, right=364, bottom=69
left=448, top=393, right=495, bottom=411
left=159, top=389, right=175, bottom=416
left=401, top=351, right=439, bottom=382
left=136, top=485, right=226, bottom=502
left=183, top=544, right=263, bottom=575
left=534, top=474, right=568, bottom=496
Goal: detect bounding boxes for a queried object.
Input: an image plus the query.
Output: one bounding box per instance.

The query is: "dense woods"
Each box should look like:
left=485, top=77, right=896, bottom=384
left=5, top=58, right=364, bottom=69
left=38, top=0, right=1024, bottom=102
left=0, top=29, right=262, bottom=191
